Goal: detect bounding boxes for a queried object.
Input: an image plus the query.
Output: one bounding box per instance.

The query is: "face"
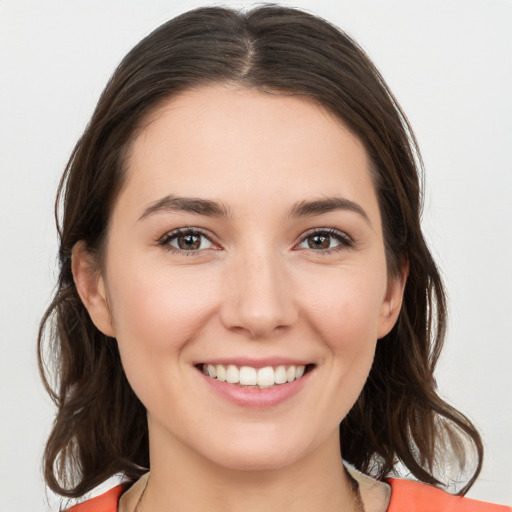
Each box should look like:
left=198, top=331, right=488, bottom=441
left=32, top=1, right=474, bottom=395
left=76, top=84, right=404, bottom=473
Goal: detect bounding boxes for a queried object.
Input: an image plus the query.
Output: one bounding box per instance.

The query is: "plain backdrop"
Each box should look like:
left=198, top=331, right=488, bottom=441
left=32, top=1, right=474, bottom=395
left=1, top=0, right=511, bottom=510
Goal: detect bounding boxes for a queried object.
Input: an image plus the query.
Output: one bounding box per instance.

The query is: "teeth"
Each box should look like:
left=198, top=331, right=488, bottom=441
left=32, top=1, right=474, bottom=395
left=239, top=366, right=257, bottom=385
left=257, top=366, right=275, bottom=387
left=216, top=365, right=226, bottom=382
left=274, top=365, right=287, bottom=384
left=202, top=363, right=307, bottom=388
left=226, top=365, right=239, bottom=384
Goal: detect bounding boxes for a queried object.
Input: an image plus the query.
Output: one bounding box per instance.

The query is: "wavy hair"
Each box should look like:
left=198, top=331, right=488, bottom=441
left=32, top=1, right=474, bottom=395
left=38, top=4, right=482, bottom=498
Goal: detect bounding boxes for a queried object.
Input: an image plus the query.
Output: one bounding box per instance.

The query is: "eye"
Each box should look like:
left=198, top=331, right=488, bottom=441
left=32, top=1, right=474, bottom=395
left=296, top=229, right=353, bottom=252
left=159, top=228, right=216, bottom=252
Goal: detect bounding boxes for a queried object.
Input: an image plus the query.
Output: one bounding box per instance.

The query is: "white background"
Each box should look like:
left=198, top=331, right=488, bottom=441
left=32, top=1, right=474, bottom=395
left=0, top=0, right=511, bottom=510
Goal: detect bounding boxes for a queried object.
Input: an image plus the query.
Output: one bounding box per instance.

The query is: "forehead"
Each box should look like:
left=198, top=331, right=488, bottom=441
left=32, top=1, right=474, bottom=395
left=118, top=84, right=378, bottom=221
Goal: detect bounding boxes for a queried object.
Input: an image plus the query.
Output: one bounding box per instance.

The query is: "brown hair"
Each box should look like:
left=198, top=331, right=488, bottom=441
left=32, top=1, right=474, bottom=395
left=38, top=4, right=483, bottom=498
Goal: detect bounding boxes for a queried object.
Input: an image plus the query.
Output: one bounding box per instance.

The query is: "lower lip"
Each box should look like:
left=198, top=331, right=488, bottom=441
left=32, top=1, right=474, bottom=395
left=199, top=369, right=311, bottom=408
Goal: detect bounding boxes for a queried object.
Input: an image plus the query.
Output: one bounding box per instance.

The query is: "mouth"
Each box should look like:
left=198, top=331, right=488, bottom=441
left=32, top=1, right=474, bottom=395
left=197, top=363, right=314, bottom=389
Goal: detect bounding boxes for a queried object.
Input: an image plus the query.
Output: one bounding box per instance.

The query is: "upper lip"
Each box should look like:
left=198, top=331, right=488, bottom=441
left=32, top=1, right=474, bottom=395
left=196, top=357, right=312, bottom=368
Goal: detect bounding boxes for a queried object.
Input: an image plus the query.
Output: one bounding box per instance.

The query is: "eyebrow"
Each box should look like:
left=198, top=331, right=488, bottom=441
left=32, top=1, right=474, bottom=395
left=138, top=195, right=231, bottom=221
left=138, top=194, right=369, bottom=224
left=286, top=197, right=370, bottom=223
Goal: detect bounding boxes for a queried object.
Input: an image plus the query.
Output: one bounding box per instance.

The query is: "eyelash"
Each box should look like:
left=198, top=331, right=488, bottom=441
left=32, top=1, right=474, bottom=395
left=157, top=227, right=354, bottom=255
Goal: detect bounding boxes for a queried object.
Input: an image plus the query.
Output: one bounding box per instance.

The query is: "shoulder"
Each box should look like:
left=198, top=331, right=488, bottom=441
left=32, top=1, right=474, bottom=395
left=66, top=485, right=124, bottom=512
left=387, top=478, right=511, bottom=512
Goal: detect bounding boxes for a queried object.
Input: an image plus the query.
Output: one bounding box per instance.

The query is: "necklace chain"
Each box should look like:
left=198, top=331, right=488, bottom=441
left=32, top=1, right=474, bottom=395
left=132, top=468, right=365, bottom=512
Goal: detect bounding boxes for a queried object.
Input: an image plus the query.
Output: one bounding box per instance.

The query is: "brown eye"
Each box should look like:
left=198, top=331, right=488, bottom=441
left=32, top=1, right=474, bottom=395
left=165, top=230, right=214, bottom=251
left=177, top=233, right=201, bottom=250
left=307, top=234, right=331, bottom=250
left=297, top=229, right=352, bottom=252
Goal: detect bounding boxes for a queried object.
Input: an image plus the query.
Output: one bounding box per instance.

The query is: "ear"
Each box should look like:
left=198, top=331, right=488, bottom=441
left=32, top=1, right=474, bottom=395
left=377, top=260, right=409, bottom=339
left=71, top=241, right=116, bottom=337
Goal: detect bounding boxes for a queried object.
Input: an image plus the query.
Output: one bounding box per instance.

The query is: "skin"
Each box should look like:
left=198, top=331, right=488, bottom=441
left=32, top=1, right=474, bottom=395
left=73, top=84, right=405, bottom=512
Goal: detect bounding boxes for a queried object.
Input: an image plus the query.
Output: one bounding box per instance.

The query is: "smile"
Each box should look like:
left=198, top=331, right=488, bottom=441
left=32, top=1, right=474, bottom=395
left=201, top=364, right=307, bottom=388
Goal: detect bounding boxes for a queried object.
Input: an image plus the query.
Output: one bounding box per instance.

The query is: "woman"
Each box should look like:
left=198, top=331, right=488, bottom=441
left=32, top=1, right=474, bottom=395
left=38, top=5, right=510, bottom=511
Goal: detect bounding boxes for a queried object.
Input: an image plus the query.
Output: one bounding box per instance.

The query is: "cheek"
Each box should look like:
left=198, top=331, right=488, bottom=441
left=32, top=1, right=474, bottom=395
left=298, top=262, right=387, bottom=392
left=105, top=262, right=222, bottom=414
left=302, top=265, right=387, bottom=345
left=105, top=260, right=220, bottom=392
left=109, top=261, right=216, bottom=340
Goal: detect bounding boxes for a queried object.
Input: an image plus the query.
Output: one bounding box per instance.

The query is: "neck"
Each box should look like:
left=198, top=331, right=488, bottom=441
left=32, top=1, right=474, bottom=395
left=138, top=428, right=359, bottom=512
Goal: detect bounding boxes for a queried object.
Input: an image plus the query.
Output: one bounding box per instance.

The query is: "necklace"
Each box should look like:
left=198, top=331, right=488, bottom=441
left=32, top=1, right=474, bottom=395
left=133, top=468, right=365, bottom=512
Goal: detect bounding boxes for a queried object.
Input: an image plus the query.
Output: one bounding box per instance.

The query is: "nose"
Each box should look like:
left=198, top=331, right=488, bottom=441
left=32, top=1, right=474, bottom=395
left=219, top=247, right=298, bottom=339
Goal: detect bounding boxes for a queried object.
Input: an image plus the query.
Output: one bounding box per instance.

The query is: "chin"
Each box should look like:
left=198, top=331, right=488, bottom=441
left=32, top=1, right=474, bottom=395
left=195, top=429, right=316, bottom=473
left=210, top=449, right=301, bottom=473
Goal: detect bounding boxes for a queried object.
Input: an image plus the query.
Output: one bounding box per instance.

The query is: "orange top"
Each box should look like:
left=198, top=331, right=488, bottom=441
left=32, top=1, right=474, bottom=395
left=68, top=479, right=511, bottom=512
left=67, top=484, right=124, bottom=512
left=386, top=478, right=511, bottom=511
